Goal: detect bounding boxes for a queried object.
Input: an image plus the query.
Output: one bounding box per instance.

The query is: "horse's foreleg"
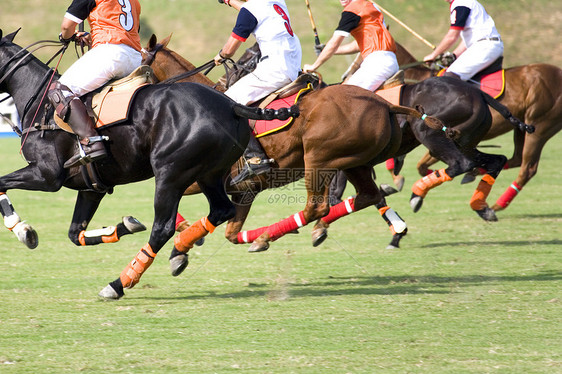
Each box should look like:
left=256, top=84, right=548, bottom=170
left=410, top=168, right=453, bottom=212
left=99, top=176, right=186, bottom=299
left=0, top=192, right=38, bottom=249
left=417, top=152, right=439, bottom=177
left=169, top=175, right=235, bottom=277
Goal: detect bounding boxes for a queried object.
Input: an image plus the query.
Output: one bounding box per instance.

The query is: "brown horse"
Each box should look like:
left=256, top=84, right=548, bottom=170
left=395, top=42, right=562, bottom=211
left=141, top=35, right=454, bottom=265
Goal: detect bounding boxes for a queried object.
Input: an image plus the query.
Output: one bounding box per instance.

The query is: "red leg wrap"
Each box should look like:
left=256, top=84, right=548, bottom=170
left=175, top=212, right=186, bottom=231
left=174, top=216, right=216, bottom=253
left=321, top=197, right=356, bottom=225
left=267, top=211, right=307, bottom=241
left=412, top=168, right=452, bottom=198
left=470, top=174, right=495, bottom=210
left=237, top=226, right=268, bottom=244
left=120, top=243, right=156, bottom=289
left=495, top=181, right=522, bottom=209
left=385, top=158, right=395, bottom=170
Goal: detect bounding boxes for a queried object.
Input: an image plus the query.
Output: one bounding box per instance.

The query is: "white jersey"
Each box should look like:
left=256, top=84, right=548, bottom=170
left=450, top=0, right=501, bottom=47
left=226, top=0, right=302, bottom=104
left=233, top=0, right=301, bottom=78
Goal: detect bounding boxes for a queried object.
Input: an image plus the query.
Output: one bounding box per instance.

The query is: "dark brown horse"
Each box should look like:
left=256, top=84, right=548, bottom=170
left=395, top=42, right=562, bottom=211
left=141, top=35, right=455, bottom=268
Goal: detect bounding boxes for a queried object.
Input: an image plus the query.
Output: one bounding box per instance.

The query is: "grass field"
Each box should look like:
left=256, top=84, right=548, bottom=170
left=0, top=131, right=560, bottom=373
left=1, top=1, right=561, bottom=372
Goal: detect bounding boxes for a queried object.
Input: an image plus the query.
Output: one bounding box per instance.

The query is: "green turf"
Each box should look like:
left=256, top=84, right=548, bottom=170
left=0, top=132, right=560, bottom=373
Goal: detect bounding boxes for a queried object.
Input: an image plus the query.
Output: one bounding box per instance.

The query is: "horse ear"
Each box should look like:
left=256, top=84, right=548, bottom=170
left=5, top=28, right=21, bottom=42
left=148, top=34, right=157, bottom=49
left=161, top=33, right=172, bottom=48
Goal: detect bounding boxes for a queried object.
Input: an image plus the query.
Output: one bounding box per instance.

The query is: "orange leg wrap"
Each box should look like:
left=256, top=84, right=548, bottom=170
left=470, top=174, right=495, bottom=211
left=120, top=243, right=157, bottom=289
left=411, top=168, right=452, bottom=198
left=174, top=216, right=216, bottom=253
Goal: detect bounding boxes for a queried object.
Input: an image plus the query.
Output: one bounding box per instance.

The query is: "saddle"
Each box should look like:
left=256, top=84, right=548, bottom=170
left=250, top=73, right=319, bottom=138
left=437, top=56, right=506, bottom=99
left=470, top=57, right=505, bottom=99
left=54, top=65, right=155, bottom=132
left=374, top=70, right=406, bottom=106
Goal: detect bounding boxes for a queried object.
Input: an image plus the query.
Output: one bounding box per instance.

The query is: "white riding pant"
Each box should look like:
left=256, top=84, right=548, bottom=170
left=225, top=57, right=298, bottom=105
left=447, top=39, right=504, bottom=81
left=345, top=50, right=399, bottom=91
left=58, top=43, right=142, bottom=96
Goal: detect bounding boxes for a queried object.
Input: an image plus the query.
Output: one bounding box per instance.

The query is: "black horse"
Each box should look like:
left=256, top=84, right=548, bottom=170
left=0, top=30, right=295, bottom=299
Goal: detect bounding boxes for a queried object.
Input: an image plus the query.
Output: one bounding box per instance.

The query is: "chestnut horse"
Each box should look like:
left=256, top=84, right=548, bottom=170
left=395, top=42, right=562, bottom=211
left=141, top=35, right=455, bottom=269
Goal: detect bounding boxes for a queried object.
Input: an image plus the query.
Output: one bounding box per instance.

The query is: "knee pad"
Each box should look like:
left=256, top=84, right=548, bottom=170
left=47, top=81, right=77, bottom=120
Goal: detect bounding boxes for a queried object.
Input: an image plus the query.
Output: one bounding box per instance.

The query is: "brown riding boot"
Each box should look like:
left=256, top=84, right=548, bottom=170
left=62, top=99, right=107, bottom=168
left=48, top=81, right=108, bottom=168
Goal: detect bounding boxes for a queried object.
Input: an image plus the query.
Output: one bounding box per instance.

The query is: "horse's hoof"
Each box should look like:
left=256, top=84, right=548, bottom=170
left=311, top=227, right=328, bottom=247
left=491, top=203, right=504, bottom=212
left=13, top=221, right=38, bottom=249
left=380, top=184, right=399, bottom=196
left=170, top=253, right=189, bottom=277
left=386, top=229, right=407, bottom=249
left=195, top=237, right=205, bottom=246
left=248, top=241, right=269, bottom=253
left=123, top=216, right=146, bottom=234
left=475, top=207, right=498, bottom=222
left=410, top=194, right=424, bottom=212
left=393, top=175, right=405, bottom=191
left=461, top=173, right=477, bottom=184
left=98, top=284, right=122, bottom=300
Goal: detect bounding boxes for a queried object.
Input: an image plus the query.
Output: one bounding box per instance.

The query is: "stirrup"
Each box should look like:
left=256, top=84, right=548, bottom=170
left=64, top=136, right=109, bottom=169
left=230, top=157, right=274, bottom=185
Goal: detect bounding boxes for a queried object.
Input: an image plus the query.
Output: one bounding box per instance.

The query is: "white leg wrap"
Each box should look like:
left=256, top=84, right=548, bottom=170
left=84, top=226, right=116, bottom=238
left=0, top=194, right=21, bottom=230
left=386, top=208, right=407, bottom=234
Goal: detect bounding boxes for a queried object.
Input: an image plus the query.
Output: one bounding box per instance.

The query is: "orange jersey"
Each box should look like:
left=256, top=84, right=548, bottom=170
left=89, top=0, right=141, bottom=51
left=337, top=0, right=396, bottom=58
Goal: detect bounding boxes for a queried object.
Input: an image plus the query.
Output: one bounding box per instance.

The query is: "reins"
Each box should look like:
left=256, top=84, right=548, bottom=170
left=0, top=37, right=68, bottom=151
left=158, top=59, right=218, bottom=84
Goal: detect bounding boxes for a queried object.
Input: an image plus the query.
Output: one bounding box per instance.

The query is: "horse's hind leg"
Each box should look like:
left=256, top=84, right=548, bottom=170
left=492, top=132, right=547, bottom=211
left=468, top=150, right=507, bottom=221
left=0, top=192, right=38, bottom=249
left=343, top=166, right=407, bottom=249
left=169, top=175, right=236, bottom=277
left=68, top=191, right=146, bottom=246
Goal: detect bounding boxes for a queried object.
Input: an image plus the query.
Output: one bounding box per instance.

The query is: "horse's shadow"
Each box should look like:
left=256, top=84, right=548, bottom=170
left=421, top=239, right=562, bottom=248
left=137, top=270, right=561, bottom=302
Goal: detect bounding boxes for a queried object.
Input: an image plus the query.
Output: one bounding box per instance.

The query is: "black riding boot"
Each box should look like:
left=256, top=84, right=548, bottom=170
left=230, top=135, right=274, bottom=185
left=48, top=81, right=107, bottom=168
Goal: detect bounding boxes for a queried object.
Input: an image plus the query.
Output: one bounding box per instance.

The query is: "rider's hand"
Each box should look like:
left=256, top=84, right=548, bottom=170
left=214, top=51, right=227, bottom=66
left=75, top=32, right=92, bottom=48
left=302, top=64, right=316, bottom=74
left=58, top=32, right=76, bottom=45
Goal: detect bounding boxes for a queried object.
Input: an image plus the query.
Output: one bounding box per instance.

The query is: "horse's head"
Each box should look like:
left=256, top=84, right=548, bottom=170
left=141, top=33, right=172, bottom=66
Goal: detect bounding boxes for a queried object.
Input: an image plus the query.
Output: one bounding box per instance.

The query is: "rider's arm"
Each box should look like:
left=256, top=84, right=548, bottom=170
left=335, top=40, right=359, bottom=55
left=60, top=17, right=78, bottom=40
left=303, top=33, right=346, bottom=73
left=424, top=28, right=461, bottom=61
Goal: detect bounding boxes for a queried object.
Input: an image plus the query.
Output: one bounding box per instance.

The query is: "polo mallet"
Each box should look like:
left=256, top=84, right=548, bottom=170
left=304, top=0, right=325, bottom=55
left=369, top=0, right=436, bottom=50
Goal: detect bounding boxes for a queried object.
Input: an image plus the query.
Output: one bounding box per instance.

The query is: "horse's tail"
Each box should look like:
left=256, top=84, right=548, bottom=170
left=233, top=103, right=300, bottom=121
left=480, top=92, right=535, bottom=133
left=389, top=104, right=460, bottom=140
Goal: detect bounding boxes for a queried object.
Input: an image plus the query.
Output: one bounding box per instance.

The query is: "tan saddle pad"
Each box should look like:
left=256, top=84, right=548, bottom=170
left=54, top=65, right=155, bottom=132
